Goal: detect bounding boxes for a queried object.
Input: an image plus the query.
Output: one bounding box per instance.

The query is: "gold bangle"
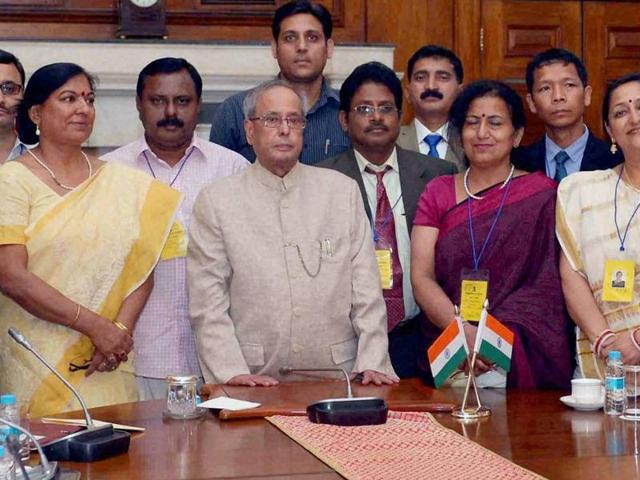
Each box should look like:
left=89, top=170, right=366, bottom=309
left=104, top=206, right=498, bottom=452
left=68, top=304, right=81, bottom=329
left=113, top=320, right=129, bottom=332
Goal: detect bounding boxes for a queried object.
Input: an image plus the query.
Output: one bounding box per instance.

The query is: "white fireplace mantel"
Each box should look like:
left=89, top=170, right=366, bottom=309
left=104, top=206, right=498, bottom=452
left=4, top=40, right=395, bottom=147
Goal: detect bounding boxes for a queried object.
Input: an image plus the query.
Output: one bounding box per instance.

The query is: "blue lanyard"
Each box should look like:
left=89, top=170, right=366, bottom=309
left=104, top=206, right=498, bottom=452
left=614, top=166, right=640, bottom=252
left=467, top=180, right=512, bottom=271
left=143, top=147, right=194, bottom=187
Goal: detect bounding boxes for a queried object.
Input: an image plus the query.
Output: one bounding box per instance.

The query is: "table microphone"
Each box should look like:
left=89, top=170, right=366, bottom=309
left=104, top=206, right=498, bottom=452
left=279, top=367, right=388, bottom=426
left=7, top=327, right=131, bottom=462
left=0, top=416, right=58, bottom=480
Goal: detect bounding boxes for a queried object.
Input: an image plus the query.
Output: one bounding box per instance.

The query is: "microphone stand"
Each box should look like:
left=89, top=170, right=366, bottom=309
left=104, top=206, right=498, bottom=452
left=279, top=367, right=354, bottom=398
left=5, top=436, right=30, bottom=480
left=0, top=417, right=58, bottom=480
left=8, top=328, right=94, bottom=429
left=279, top=366, right=388, bottom=426
left=7, top=327, right=131, bottom=462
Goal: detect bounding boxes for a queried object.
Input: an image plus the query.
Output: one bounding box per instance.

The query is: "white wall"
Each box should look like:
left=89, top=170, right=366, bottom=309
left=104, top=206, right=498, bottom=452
left=3, top=40, right=395, bottom=147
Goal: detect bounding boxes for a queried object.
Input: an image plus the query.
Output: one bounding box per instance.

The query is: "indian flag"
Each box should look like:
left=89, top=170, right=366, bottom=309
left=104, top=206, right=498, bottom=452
left=427, top=317, right=468, bottom=388
left=476, top=314, right=514, bottom=372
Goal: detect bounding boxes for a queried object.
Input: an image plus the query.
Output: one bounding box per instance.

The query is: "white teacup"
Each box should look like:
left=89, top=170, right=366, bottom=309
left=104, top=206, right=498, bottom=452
left=571, top=378, right=604, bottom=403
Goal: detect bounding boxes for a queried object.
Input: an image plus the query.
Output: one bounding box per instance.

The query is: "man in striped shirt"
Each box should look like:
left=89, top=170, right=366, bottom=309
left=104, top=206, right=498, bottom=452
left=209, top=0, right=349, bottom=165
left=103, top=57, right=249, bottom=400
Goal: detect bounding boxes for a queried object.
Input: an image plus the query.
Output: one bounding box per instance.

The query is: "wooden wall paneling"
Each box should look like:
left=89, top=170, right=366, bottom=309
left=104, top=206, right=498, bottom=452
left=0, top=1, right=116, bottom=39
left=0, top=0, right=365, bottom=42
left=0, top=0, right=63, bottom=5
left=365, top=0, right=455, bottom=123
left=480, top=0, right=581, bottom=81
left=583, top=1, right=640, bottom=140
left=477, top=0, right=582, bottom=144
left=453, top=0, right=482, bottom=82
left=365, top=0, right=454, bottom=74
left=167, top=0, right=364, bottom=42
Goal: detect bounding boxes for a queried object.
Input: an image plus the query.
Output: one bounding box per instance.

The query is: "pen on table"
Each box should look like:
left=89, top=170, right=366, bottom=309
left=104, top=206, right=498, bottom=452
left=325, top=138, right=330, bottom=155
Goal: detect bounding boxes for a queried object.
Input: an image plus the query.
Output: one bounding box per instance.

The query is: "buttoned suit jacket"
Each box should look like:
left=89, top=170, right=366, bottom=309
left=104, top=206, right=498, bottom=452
left=397, top=123, right=466, bottom=171
left=316, top=146, right=457, bottom=233
left=513, top=131, right=622, bottom=174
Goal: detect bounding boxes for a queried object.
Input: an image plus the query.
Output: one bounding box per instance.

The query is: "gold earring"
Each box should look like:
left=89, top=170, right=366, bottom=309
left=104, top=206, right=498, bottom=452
left=610, top=142, right=618, bottom=155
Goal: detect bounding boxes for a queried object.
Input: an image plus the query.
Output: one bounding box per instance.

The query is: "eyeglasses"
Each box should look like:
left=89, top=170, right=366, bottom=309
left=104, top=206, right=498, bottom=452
left=0, top=81, right=22, bottom=96
left=249, top=114, right=307, bottom=130
left=352, top=105, right=399, bottom=116
left=68, top=355, right=92, bottom=372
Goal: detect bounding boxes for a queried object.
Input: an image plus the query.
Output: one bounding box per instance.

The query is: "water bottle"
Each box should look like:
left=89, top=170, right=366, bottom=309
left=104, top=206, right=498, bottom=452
left=0, top=395, right=28, bottom=461
left=605, top=350, right=625, bottom=415
left=0, top=445, right=16, bottom=480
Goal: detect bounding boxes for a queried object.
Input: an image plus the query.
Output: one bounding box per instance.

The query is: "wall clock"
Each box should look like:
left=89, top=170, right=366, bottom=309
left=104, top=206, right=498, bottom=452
left=117, top=0, right=167, bottom=39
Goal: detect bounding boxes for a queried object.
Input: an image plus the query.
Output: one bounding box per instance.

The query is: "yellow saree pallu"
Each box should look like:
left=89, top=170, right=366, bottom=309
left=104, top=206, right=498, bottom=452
left=0, top=162, right=181, bottom=416
left=557, top=169, right=640, bottom=379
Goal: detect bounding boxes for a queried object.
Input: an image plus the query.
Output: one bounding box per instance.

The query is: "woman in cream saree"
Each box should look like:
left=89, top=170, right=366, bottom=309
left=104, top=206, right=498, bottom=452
left=0, top=161, right=179, bottom=416
left=0, top=62, right=180, bottom=416
left=557, top=73, right=640, bottom=378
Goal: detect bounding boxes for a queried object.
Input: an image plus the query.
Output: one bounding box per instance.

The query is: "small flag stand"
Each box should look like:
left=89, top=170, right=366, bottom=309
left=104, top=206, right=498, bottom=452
left=452, top=301, right=491, bottom=420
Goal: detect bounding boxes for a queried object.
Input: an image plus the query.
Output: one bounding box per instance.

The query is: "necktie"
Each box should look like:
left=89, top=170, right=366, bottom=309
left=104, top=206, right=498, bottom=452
left=424, top=134, right=443, bottom=159
left=554, top=151, right=570, bottom=182
left=365, top=166, right=405, bottom=331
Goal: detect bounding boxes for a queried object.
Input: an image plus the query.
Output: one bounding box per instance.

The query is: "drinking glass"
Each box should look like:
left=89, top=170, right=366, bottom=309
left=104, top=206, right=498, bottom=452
left=623, top=365, right=640, bottom=420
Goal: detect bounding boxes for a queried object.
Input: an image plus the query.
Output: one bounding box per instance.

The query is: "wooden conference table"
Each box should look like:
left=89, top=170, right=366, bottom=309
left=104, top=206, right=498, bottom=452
left=49, top=379, right=640, bottom=479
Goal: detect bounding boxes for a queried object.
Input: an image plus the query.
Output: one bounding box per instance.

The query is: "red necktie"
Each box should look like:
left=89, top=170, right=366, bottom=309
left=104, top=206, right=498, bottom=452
left=365, top=166, right=405, bottom=331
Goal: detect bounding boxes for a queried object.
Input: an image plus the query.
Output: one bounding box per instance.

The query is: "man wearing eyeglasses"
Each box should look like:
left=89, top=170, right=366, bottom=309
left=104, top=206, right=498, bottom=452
left=209, top=0, right=349, bottom=165
left=0, top=50, right=27, bottom=164
left=188, top=79, right=397, bottom=387
left=318, top=62, right=455, bottom=378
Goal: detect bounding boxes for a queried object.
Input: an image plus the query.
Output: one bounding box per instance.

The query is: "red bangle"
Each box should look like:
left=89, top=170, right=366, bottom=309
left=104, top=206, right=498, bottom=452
left=597, top=333, right=615, bottom=357
left=630, top=328, right=640, bottom=353
left=593, top=329, right=614, bottom=357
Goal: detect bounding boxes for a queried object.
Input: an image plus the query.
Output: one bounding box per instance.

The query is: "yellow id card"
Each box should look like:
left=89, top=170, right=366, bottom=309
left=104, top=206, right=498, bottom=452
left=602, top=259, right=635, bottom=303
left=460, top=279, right=488, bottom=322
left=375, top=249, right=393, bottom=289
left=161, top=221, right=188, bottom=260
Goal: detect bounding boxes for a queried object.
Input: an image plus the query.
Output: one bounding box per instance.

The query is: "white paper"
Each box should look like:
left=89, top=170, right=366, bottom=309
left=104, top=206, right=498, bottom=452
left=198, top=396, right=261, bottom=411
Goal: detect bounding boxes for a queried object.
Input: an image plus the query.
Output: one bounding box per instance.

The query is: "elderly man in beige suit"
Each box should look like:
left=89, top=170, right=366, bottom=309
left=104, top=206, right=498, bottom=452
left=187, top=79, right=397, bottom=387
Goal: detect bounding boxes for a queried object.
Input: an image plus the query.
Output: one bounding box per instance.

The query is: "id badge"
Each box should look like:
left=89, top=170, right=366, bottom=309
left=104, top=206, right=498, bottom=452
left=375, top=248, right=393, bottom=290
left=602, top=257, right=635, bottom=303
left=161, top=221, right=188, bottom=260
left=460, top=268, right=489, bottom=322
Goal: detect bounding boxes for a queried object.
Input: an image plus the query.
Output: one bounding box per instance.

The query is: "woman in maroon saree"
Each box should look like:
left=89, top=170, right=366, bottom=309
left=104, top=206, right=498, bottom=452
left=411, top=81, right=573, bottom=389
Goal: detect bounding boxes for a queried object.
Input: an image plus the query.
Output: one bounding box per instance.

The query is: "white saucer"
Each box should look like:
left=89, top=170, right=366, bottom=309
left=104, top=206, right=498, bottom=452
left=560, top=395, right=604, bottom=411
left=620, top=414, right=640, bottom=422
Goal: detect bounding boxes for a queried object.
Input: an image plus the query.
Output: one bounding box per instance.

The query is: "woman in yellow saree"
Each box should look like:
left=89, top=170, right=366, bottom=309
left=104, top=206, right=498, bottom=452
left=0, top=63, right=180, bottom=416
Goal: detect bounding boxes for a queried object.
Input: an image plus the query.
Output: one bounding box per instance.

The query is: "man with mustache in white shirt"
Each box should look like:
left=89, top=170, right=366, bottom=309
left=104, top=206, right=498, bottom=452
left=397, top=45, right=465, bottom=171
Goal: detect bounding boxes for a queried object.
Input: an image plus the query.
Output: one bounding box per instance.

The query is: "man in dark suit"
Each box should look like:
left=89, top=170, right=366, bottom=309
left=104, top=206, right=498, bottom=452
left=515, top=48, right=621, bottom=179
left=317, top=62, right=455, bottom=377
